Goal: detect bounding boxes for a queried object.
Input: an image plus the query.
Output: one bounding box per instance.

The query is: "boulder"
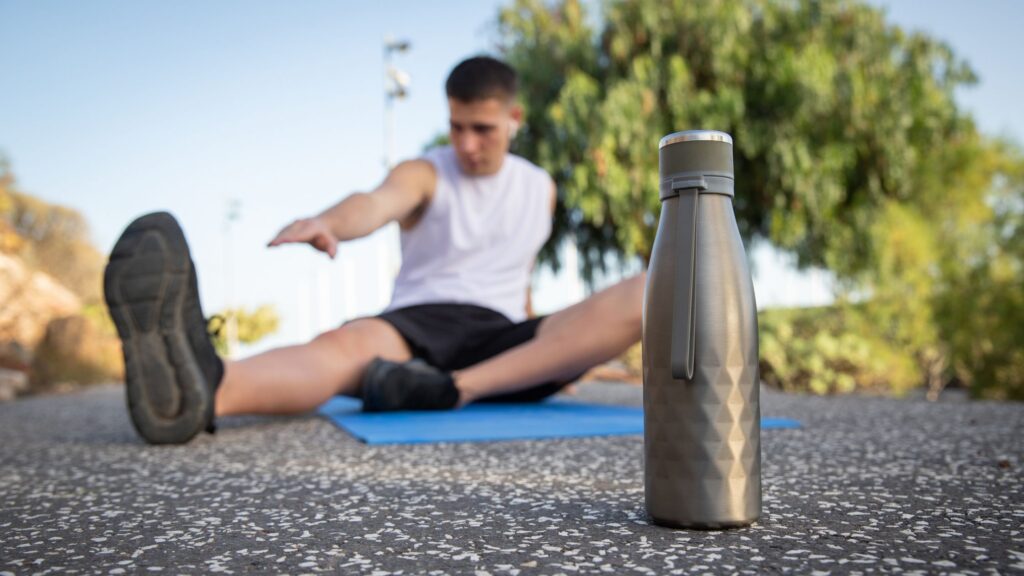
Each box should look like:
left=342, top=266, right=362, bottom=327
left=0, top=252, right=81, bottom=347
left=29, top=315, right=123, bottom=391
left=0, top=340, right=31, bottom=371
left=0, top=368, right=28, bottom=402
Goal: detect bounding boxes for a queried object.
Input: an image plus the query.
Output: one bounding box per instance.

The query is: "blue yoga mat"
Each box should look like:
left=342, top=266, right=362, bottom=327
left=318, top=396, right=801, bottom=445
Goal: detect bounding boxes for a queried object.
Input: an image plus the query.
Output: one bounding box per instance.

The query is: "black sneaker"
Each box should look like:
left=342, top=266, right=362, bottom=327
left=360, top=358, right=459, bottom=412
left=104, top=212, right=225, bottom=444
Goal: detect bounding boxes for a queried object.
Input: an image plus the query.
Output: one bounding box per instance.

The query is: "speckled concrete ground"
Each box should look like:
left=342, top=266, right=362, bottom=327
left=1, top=382, right=1021, bottom=575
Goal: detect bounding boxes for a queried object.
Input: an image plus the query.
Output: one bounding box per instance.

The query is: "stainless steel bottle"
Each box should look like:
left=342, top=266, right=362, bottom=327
left=642, top=130, right=761, bottom=529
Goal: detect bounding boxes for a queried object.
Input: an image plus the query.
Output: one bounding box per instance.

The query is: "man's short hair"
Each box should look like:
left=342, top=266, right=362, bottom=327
left=445, top=56, right=518, bottom=103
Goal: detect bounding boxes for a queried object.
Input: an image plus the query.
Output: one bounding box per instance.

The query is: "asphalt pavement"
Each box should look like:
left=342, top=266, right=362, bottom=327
left=1, top=382, right=1021, bottom=575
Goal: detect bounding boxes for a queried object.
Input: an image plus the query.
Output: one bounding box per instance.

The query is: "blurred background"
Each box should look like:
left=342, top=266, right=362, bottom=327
left=1, top=0, right=1021, bottom=401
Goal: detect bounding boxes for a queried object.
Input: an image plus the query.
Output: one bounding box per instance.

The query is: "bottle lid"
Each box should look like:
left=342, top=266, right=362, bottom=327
left=659, top=130, right=734, bottom=182
left=659, top=130, right=732, bottom=149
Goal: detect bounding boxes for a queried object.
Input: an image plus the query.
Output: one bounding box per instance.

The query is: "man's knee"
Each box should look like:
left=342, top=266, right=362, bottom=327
left=311, top=318, right=410, bottom=363
left=312, top=325, right=361, bottom=357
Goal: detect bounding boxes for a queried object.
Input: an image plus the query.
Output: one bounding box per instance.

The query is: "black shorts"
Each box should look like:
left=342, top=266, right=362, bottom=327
left=376, top=303, right=576, bottom=403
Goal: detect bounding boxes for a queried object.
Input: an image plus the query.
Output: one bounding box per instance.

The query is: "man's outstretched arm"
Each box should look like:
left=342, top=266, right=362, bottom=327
left=267, top=159, right=435, bottom=258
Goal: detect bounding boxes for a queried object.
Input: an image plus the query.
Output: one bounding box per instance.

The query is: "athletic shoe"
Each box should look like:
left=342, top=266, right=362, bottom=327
left=360, top=357, right=459, bottom=412
left=104, top=212, right=225, bottom=444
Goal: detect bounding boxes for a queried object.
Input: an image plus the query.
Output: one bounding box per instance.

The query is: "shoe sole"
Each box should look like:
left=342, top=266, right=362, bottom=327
left=104, top=212, right=211, bottom=444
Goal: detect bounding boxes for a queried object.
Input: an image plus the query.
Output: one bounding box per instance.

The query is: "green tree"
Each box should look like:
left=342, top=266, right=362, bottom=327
left=498, top=0, right=1024, bottom=398
left=499, top=0, right=975, bottom=281
left=926, top=138, right=1024, bottom=399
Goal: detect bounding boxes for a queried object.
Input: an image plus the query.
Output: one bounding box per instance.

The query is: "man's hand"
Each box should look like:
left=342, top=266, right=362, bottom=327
left=267, top=217, right=339, bottom=259
left=265, top=160, right=434, bottom=260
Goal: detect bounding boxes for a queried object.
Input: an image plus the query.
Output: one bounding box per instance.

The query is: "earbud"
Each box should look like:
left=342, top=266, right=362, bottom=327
left=509, top=119, right=521, bottom=138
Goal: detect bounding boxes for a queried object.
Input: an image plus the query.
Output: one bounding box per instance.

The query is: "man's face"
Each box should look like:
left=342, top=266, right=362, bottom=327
left=448, top=97, right=521, bottom=176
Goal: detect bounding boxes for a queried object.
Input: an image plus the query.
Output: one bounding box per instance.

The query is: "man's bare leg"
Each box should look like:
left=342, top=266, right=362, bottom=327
left=214, top=318, right=411, bottom=416
left=454, top=273, right=645, bottom=404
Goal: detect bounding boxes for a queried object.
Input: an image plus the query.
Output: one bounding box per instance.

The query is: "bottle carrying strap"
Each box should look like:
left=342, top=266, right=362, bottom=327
left=661, top=172, right=734, bottom=381
left=670, top=178, right=703, bottom=380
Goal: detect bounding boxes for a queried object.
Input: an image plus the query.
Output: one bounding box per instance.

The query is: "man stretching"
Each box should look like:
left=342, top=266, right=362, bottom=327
left=104, top=56, right=645, bottom=444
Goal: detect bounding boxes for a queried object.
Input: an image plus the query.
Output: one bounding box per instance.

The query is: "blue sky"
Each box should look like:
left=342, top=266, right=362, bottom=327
left=2, top=1, right=1021, bottom=352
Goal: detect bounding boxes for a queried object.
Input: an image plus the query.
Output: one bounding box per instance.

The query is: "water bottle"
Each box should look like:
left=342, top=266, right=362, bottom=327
left=642, top=130, right=761, bottom=528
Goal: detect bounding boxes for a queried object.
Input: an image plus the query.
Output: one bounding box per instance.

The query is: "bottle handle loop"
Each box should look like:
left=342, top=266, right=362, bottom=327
left=669, top=177, right=705, bottom=381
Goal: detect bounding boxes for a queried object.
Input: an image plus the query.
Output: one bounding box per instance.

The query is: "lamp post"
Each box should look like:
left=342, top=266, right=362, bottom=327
left=383, top=35, right=411, bottom=169
left=376, top=35, right=411, bottom=310
left=223, top=198, right=241, bottom=357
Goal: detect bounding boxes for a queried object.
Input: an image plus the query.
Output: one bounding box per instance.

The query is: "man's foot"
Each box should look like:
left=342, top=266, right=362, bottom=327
left=104, top=212, right=224, bottom=444
left=360, top=358, right=459, bottom=412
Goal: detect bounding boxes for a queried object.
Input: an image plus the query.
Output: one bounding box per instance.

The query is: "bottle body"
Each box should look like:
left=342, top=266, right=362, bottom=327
left=643, top=132, right=761, bottom=528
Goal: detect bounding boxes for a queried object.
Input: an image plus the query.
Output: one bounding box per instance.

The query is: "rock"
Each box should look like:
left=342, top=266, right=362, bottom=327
left=29, top=315, right=123, bottom=391
left=0, top=368, right=29, bottom=402
left=0, top=340, right=32, bottom=371
left=0, top=253, right=81, bottom=347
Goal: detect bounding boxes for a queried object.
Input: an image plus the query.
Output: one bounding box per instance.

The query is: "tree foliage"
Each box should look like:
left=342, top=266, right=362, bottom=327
left=499, top=0, right=975, bottom=279
left=758, top=305, right=919, bottom=396
left=498, top=0, right=1024, bottom=398
left=0, top=157, right=104, bottom=304
left=925, top=137, right=1024, bottom=399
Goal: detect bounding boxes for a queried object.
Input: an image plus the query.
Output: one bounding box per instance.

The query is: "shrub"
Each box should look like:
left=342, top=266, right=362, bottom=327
left=758, top=305, right=919, bottom=396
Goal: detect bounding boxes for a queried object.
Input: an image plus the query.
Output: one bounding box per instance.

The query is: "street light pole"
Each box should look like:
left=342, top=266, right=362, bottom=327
left=383, top=35, right=411, bottom=169
left=377, top=35, right=411, bottom=310
left=223, top=198, right=241, bottom=357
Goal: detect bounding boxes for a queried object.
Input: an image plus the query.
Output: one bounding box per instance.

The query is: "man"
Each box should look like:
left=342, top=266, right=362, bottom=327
left=105, top=56, right=645, bottom=444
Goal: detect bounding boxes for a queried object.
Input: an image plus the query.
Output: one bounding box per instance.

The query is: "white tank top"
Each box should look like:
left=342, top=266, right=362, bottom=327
left=386, top=146, right=553, bottom=322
